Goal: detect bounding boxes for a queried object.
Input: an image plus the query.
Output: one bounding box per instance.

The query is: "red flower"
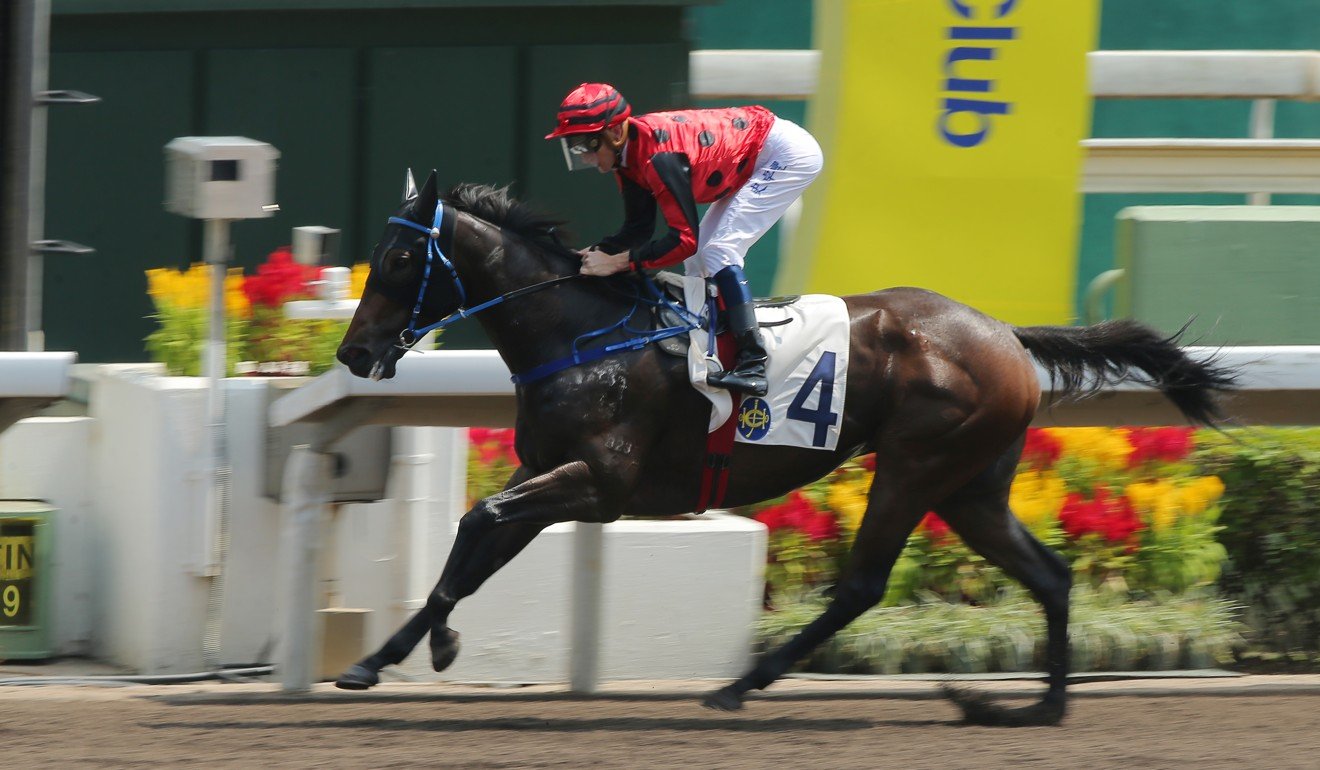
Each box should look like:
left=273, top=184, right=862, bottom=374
left=242, top=247, right=320, bottom=308
left=857, top=453, right=876, bottom=472
left=1058, top=488, right=1142, bottom=544
left=1125, top=427, right=1193, bottom=467
left=918, top=511, right=951, bottom=541
left=468, top=427, right=519, bottom=467
left=754, top=491, right=838, bottom=541
left=1022, top=429, right=1063, bottom=469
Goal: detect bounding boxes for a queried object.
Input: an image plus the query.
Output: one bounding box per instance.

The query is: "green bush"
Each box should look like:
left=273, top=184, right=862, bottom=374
left=1196, top=428, right=1320, bottom=655
left=758, top=588, right=1242, bottom=674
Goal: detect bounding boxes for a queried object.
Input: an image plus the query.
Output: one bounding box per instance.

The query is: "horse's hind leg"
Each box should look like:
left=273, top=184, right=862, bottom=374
left=704, top=477, right=930, bottom=711
left=935, top=454, right=1073, bottom=726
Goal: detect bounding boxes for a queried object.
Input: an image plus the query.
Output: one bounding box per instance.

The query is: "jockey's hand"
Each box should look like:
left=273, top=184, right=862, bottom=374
left=579, top=248, right=631, bottom=277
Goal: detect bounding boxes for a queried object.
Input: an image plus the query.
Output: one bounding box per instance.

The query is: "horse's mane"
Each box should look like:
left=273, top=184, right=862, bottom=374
left=442, top=183, right=576, bottom=259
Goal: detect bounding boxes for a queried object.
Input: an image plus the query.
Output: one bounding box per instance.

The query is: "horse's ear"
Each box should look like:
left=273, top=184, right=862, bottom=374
left=411, top=169, right=439, bottom=220
left=402, top=168, right=418, bottom=202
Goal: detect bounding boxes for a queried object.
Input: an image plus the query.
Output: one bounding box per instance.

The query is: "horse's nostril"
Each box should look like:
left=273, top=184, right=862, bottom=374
left=337, top=345, right=371, bottom=374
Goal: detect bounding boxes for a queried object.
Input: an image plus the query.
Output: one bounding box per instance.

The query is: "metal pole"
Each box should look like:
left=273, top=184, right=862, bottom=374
left=24, top=0, right=51, bottom=351
left=0, top=0, right=37, bottom=350
left=569, top=521, right=604, bottom=692
left=201, top=219, right=231, bottom=670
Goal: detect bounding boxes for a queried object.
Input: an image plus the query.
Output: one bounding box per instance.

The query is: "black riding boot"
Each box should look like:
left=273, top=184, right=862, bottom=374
left=707, top=266, right=769, bottom=397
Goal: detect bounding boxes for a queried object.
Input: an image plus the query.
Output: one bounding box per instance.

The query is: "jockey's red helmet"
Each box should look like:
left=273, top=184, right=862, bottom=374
left=544, top=82, right=631, bottom=139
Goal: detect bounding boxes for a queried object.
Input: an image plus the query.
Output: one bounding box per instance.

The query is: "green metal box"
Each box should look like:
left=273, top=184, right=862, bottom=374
left=0, top=502, right=54, bottom=660
left=1108, top=206, right=1320, bottom=345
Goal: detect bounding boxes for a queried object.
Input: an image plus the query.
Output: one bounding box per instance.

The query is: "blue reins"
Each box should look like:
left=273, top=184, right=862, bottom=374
left=385, top=202, right=703, bottom=384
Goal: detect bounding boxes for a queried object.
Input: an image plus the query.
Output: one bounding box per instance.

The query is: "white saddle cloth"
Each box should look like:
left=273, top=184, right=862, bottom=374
left=683, top=276, right=850, bottom=451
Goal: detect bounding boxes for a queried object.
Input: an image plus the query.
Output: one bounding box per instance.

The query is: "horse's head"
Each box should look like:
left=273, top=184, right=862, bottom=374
left=337, top=169, right=466, bottom=380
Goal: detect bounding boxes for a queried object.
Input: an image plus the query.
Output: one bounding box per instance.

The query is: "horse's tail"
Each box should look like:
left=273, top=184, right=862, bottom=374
left=1013, top=319, right=1238, bottom=427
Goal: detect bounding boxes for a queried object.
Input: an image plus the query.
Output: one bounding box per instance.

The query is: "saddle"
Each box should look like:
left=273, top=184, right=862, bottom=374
left=641, top=271, right=799, bottom=358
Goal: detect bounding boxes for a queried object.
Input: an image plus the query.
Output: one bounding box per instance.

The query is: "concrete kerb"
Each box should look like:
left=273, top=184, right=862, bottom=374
left=3, top=674, right=1319, bottom=705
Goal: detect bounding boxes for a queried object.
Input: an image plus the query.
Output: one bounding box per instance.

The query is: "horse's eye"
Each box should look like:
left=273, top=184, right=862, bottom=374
left=388, top=251, right=411, bottom=267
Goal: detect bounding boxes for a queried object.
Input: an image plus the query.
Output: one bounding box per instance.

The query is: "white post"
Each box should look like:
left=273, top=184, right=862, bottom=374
left=201, top=219, right=232, bottom=671
left=1249, top=99, right=1276, bottom=206
left=569, top=521, right=604, bottom=692
left=281, top=445, right=334, bottom=692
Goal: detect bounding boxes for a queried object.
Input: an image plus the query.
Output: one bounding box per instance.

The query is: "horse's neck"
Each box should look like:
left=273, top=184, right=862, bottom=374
left=459, top=225, right=632, bottom=376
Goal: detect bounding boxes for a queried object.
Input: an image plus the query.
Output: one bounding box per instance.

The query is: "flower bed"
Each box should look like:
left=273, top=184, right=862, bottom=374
left=747, top=427, right=1227, bottom=608
left=145, top=249, right=371, bottom=376
left=463, top=425, right=1320, bottom=672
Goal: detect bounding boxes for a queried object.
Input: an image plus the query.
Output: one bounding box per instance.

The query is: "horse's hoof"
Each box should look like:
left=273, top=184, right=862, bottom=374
left=701, top=685, right=745, bottom=712
left=335, top=664, right=379, bottom=690
left=430, top=627, right=461, bottom=672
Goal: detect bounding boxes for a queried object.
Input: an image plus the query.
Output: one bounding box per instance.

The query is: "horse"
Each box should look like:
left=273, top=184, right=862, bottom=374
left=332, top=169, right=1237, bottom=725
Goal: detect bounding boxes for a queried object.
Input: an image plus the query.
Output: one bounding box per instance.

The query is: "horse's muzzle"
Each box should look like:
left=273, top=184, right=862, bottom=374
left=337, top=344, right=386, bottom=379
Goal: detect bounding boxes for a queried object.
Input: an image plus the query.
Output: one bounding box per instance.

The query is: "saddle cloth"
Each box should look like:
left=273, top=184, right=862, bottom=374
left=681, top=276, right=851, bottom=451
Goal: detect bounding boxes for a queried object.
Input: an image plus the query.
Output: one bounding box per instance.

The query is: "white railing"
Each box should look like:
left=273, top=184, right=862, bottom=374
left=691, top=49, right=1320, bottom=196
left=691, top=49, right=1320, bottom=101
left=0, top=351, right=76, bottom=434
left=270, top=347, right=1320, bottom=692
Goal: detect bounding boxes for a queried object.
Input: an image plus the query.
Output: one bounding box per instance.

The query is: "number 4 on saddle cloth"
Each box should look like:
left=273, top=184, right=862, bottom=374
left=671, top=275, right=851, bottom=450
left=644, top=272, right=851, bottom=450
left=641, top=274, right=850, bottom=510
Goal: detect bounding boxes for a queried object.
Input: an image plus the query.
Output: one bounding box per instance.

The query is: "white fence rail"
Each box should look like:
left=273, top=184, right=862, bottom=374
left=271, top=347, right=1319, bottom=692
left=690, top=49, right=1320, bottom=101
left=691, top=49, right=1320, bottom=196
left=272, top=347, right=1320, bottom=432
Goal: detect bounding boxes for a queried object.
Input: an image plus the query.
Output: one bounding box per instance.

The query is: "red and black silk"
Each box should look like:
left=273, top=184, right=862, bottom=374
left=593, top=106, right=775, bottom=271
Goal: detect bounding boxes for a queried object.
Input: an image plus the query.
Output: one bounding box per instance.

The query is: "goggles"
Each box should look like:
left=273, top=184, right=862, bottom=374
left=559, top=133, right=603, bottom=171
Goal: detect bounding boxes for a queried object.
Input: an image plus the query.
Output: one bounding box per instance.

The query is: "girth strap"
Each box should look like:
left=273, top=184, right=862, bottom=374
left=696, top=328, right=740, bottom=513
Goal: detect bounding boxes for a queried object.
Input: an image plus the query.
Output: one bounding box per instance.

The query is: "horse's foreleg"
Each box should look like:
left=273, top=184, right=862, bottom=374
left=338, top=461, right=610, bottom=689
left=704, top=483, right=926, bottom=711
left=337, top=519, right=548, bottom=689
left=937, top=494, right=1072, bottom=726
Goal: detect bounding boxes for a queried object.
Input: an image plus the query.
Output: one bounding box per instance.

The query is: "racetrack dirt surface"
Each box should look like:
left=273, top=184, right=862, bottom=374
left=3, top=682, right=1319, bottom=769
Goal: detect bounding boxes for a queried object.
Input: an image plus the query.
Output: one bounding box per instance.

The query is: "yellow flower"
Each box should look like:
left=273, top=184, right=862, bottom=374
left=1196, top=475, right=1225, bottom=503
left=225, top=267, right=250, bottom=317
left=1126, top=478, right=1220, bottom=532
left=350, top=263, right=370, bottom=299
left=827, top=479, right=869, bottom=534
left=1009, top=469, right=1066, bottom=530
left=1042, top=427, right=1133, bottom=470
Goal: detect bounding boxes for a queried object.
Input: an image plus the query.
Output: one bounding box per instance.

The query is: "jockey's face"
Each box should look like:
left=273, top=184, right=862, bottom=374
left=584, top=132, right=618, bottom=173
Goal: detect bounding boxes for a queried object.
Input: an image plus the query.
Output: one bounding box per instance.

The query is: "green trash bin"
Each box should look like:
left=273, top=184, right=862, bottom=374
left=0, top=501, right=54, bottom=660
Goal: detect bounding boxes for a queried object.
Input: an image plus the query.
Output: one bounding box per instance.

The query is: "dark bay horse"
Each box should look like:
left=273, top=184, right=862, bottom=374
left=333, top=170, right=1236, bottom=725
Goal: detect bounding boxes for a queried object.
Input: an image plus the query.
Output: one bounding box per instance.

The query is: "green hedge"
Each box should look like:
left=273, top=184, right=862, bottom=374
left=758, top=589, right=1242, bottom=674
left=1197, top=428, right=1320, bottom=657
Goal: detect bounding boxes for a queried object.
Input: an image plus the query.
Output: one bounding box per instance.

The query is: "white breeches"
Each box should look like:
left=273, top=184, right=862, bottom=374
left=684, top=117, right=824, bottom=278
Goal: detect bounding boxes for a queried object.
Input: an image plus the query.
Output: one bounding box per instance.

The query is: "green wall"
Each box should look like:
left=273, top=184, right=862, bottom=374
left=1081, top=0, right=1320, bottom=321
left=45, top=4, right=695, bottom=359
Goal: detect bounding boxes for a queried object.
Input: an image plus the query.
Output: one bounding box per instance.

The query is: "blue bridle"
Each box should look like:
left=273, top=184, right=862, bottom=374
left=383, top=201, right=702, bottom=383
left=386, top=203, right=471, bottom=345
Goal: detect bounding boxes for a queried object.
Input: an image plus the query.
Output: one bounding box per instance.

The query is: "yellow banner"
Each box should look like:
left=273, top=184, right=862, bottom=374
left=778, top=0, right=1098, bottom=325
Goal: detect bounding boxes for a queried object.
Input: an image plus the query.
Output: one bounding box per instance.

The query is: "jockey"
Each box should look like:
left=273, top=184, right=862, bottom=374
left=545, top=82, right=824, bottom=398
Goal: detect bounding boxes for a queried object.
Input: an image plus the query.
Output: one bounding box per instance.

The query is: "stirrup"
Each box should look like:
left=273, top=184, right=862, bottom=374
left=707, top=367, right=768, bottom=397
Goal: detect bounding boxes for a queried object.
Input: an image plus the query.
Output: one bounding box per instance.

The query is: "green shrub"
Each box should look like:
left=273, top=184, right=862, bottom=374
left=1195, top=428, right=1320, bottom=655
left=758, top=588, right=1243, bottom=674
